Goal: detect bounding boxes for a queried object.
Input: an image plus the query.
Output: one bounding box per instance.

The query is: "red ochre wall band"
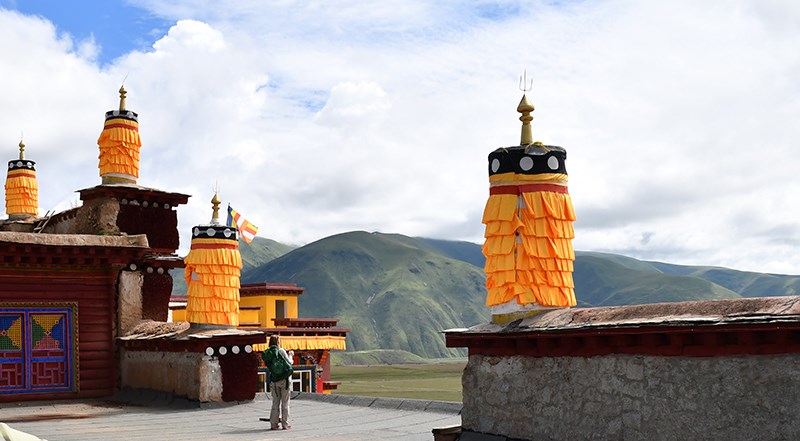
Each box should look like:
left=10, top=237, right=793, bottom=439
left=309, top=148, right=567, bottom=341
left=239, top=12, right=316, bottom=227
left=446, top=324, right=800, bottom=358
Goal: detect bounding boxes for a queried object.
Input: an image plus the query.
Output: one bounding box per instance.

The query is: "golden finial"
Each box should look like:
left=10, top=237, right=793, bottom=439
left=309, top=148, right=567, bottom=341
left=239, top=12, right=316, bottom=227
left=119, top=85, right=127, bottom=111
left=518, top=70, right=534, bottom=145
left=211, top=192, right=222, bottom=225
left=18, top=136, right=25, bottom=160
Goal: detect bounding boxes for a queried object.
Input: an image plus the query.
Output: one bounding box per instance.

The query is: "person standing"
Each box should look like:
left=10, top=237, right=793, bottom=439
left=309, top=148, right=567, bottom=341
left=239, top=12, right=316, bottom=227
left=262, top=334, right=294, bottom=430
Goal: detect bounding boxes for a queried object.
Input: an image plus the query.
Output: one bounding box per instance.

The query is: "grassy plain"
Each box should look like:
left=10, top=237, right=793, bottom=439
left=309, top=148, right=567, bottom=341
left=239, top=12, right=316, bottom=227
left=331, top=361, right=466, bottom=402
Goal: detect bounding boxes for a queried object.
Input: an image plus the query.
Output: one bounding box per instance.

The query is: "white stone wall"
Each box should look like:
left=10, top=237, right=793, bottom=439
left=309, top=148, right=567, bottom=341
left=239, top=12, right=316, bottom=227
left=120, top=350, right=223, bottom=402
left=462, top=353, right=800, bottom=440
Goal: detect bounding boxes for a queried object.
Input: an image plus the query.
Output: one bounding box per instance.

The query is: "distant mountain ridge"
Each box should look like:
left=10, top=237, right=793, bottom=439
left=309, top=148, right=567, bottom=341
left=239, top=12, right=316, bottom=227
left=174, top=232, right=800, bottom=360
left=242, top=232, right=488, bottom=358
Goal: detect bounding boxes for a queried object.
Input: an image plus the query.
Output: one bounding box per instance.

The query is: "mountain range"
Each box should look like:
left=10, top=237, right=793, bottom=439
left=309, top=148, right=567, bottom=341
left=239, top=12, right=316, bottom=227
left=241, top=232, right=487, bottom=358
left=175, top=232, right=800, bottom=359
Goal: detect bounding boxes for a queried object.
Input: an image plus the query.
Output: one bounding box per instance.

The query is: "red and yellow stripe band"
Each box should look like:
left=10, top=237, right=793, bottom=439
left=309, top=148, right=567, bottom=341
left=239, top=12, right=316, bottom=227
left=490, top=183, right=569, bottom=195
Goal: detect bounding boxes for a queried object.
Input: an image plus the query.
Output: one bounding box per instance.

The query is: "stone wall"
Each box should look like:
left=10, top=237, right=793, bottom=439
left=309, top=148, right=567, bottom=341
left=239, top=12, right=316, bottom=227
left=120, top=350, right=223, bottom=402
left=462, top=353, right=800, bottom=441
left=118, top=271, right=144, bottom=336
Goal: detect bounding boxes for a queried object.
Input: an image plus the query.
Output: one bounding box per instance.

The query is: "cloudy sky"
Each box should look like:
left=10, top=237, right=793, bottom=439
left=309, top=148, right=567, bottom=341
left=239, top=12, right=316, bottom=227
left=1, top=0, right=799, bottom=274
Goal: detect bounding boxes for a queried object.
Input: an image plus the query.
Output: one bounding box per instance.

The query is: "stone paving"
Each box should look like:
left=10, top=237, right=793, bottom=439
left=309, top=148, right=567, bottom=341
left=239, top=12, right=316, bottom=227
left=0, top=392, right=462, bottom=441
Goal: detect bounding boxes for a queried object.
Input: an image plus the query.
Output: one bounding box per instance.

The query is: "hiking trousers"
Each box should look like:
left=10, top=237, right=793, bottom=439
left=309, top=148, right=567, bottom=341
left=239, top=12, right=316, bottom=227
left=270, top=380, right=291, bottom=428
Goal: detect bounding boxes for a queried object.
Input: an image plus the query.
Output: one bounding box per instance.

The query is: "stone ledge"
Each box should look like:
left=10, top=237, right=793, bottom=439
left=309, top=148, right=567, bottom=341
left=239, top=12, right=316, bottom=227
left=294, top=392, right=462, bottom=415
left=0, top=231, right=148, bottom=248
left=464, top=296, right=800, bottom=334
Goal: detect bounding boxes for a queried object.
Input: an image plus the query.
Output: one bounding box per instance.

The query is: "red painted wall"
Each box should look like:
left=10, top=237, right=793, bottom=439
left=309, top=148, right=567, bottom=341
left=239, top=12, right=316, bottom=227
left=219, top=352, right=259, bottom=402
left=142, top=271, right=173, bottom=322
left=0, top=268, right=120, bottom=401
left=117, top=204, right=180, bottom=251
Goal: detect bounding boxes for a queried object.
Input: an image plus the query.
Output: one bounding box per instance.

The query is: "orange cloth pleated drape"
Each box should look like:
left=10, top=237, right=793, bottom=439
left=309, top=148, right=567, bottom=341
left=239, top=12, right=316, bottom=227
left=184, top=237, right=243, bottom=326
left=482, top=172, right=576, bottom=308
left=252, top=336, right=347, bottom=352
left=97, top=117, right=141, bottom=180
left=4, top=168, right=38, bottom=216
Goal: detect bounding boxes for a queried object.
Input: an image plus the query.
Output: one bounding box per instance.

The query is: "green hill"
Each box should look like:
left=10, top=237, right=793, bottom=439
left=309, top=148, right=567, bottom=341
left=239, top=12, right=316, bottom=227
left=572, top=256, right=740, bottom=306
left=331, top=349, right=428, bottom=365
left=239, top=236, right=296, bottom=272
left=416, top=237, right=486, bottom=268
left=242, top=231, right=489, bottom=358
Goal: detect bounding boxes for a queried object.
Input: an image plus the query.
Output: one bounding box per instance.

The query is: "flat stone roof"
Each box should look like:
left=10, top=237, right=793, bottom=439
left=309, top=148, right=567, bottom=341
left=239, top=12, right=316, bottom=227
left=447, top=297, right=800, bottom=357
left=120, top=320, right=263, bottom=341
left=456, top=296, right=800, bottom=335
left=0, top=231, right=149, bottom=248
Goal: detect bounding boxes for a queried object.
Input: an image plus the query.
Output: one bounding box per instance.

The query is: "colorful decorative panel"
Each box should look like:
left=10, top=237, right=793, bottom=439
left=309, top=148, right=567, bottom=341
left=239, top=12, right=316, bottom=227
left=0, top=305, right=76, bottom=395
left=0, top=313, right=24, bottom=391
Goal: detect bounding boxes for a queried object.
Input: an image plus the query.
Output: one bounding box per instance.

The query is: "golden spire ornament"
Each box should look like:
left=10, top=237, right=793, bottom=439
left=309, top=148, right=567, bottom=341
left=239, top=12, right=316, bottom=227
left=517, top=95, right=534, bottom=145
left=210, top=192, right=222, bottom=225
left=119, top=85, right=127, bottom=111
left=518, top=71, right=534, bottom=145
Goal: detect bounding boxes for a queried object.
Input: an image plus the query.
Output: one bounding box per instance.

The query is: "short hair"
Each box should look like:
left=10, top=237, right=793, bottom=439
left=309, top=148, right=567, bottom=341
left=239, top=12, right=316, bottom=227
left=268, top=334, right=280, bottom=347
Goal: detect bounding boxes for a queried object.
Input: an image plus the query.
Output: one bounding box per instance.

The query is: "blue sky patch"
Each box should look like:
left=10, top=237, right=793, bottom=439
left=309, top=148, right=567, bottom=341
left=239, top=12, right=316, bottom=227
left=0, top=0, right=170, bottom=65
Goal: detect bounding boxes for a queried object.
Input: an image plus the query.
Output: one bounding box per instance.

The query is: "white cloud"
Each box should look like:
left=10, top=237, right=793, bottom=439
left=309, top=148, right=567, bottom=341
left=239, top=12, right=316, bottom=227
left=315, top=81, right=390, bottom=126
left=151, top=19, right=225, bottom=53
left=2, top=1, right=800, bottom=275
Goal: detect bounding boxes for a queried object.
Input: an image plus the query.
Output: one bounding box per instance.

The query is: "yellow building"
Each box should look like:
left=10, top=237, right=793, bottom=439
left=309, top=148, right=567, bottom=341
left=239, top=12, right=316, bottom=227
left=171, top=282, right=349, bottom=393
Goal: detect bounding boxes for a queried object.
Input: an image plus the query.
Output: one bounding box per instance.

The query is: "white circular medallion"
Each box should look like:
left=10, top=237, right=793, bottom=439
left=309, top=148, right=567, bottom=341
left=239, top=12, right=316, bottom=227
left=219, top=346, right=228, bottom=355
left=205, top=347, right=214, bottom=356
left=547, top=156, right=559, bottom=170
left=244, top=345, right=253, bottom=353
left=519, top=156, right=534, bottom=171
left=224, top=228, right=232, bottom=238
left=206, top=227, right=216, bottom=236
left=491, top=158, right=500, bottom=173
left=193, top=227, right=200, bottom=236
left=232, top=346, right=240, bottom=354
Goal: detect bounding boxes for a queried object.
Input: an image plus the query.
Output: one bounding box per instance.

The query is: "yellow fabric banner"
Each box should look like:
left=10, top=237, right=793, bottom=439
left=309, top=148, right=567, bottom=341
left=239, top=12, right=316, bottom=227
left=4, top=173, right=38, bottom=216
left=184, top=237, right=242, bottom=326
left=482, top=172, right=576, bottom=308
left=253, top=335, right=347, bottom=352
left=97, top=118, right=141, bottom=179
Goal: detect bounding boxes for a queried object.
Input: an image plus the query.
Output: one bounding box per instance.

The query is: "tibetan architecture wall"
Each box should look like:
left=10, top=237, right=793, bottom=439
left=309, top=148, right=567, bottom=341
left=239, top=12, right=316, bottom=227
left=239, top=283, right=303, bottom=327
left=120, top=350, right=222, bottom=401
left=142, top=270, right=173, bottom=322
left=447, top=296, right=800, bottom=441
left=0, top=233, right=147, bottom=401
left=462, top=353, right=800, bottom=440
left=119, top=321, right=262, bottom=403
